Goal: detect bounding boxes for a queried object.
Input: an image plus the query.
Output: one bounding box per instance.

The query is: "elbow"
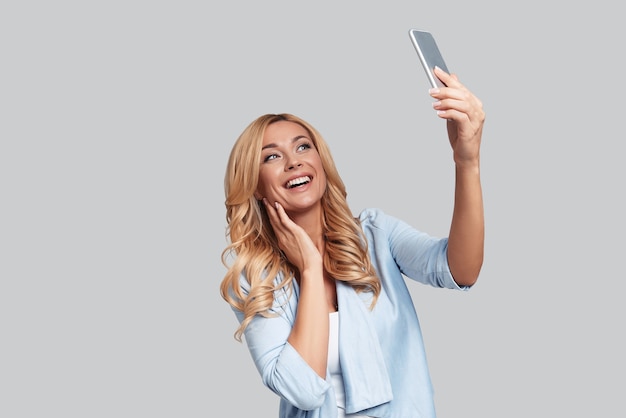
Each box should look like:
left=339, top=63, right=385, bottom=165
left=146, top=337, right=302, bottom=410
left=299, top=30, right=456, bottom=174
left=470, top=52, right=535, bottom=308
left=454, top=272, right=480, bottom=287
left=449, top=259, right=483, bottom=287
left=260, top=342, right=331, bottom=410
left=291, top=396, right=327, bottom=411
left=262, top=371, right=329, bottom=411
left=267, top=383, right=327, bottom=411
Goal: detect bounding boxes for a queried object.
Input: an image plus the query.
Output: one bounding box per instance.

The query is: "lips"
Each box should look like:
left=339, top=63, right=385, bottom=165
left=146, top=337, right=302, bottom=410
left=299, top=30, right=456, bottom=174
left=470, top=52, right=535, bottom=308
left=286, top=175, right=311, bottom=189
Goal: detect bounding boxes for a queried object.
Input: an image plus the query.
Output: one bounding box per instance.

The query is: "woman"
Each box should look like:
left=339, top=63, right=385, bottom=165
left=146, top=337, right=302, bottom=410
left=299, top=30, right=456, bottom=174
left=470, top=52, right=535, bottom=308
left=220, top=67, right=485, bottom=418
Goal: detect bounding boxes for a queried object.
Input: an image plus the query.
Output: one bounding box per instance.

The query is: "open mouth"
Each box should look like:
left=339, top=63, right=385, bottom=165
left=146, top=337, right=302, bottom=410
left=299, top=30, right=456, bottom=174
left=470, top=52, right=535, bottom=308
left=286, top=176, right=311, bottom=189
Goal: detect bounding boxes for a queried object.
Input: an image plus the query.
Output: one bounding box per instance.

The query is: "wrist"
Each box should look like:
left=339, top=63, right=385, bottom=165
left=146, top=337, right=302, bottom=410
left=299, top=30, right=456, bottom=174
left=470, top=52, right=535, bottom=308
left=454, top=158, right=480, bottom=173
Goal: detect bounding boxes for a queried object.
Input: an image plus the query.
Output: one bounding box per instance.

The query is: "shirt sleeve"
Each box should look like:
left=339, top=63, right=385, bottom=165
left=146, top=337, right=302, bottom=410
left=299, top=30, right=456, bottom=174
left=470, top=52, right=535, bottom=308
left=231, top=275, right=332, bottom=410
left=362, top=208, right=470, bottom=291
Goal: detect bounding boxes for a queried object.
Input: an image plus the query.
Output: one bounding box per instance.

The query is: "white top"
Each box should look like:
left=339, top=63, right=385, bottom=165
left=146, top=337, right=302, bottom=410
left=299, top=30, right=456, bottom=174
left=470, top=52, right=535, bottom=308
left=328, top=311, right=371, bottom=418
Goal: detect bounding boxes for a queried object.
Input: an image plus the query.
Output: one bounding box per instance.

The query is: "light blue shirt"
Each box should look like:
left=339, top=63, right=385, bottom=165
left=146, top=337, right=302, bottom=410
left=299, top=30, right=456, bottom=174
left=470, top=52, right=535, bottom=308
left=231, top=208, right=470, bottom=418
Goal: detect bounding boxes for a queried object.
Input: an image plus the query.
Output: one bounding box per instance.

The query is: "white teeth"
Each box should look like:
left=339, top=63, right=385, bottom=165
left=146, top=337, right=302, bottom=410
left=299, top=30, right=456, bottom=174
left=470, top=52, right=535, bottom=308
left=286, top=176, right=311, bottom=188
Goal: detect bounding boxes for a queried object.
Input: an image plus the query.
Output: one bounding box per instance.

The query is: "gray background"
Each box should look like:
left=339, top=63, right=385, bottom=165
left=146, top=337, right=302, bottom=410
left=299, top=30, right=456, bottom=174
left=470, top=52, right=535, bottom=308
left=2, top=1, right=624, bottom=417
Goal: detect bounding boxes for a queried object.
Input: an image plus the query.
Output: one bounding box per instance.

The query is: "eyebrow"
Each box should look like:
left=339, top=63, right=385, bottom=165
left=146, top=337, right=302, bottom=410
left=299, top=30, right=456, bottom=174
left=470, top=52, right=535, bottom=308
left=261, top=135, right=308, bottom=150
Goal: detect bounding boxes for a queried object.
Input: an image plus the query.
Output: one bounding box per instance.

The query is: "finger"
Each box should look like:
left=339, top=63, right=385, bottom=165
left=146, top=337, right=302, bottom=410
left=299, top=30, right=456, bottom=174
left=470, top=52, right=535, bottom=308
left=437, top=105, right=484, bottom=130
left=264, top=200, right=299, bottom=241
left=430, top=82, right=476, bottom=103
left=430, top=72, right=478, bottom=110
left=432, top=94, right=484, bottom=124
left=262, top=198, right=282, bottom=228
left=433, top=99, right=470, bottom=121
left=436, top=108, right=467, bottom=123
left=433, top=67, right=462, bottom=89
left=273, top=201, right=288, bottom=220
left=273, top=201, right=299, bottom=231
left=262, top=199, right=292, bottom=251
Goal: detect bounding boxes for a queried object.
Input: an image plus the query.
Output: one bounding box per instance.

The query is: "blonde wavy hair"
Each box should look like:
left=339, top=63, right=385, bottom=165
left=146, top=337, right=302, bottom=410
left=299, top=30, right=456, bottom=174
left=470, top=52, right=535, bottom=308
left=220, top=113, right=380, bottom=341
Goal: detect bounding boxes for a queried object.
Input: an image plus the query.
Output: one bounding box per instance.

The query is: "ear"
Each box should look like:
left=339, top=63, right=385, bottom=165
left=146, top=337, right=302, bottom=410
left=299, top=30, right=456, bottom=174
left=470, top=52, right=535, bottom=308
left=253, top=191, right=262, bottom=201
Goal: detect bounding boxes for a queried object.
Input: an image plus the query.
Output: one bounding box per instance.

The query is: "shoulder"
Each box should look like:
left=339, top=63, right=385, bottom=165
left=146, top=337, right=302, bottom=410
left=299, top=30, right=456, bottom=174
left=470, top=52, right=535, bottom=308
left=358, top=207, right=401, bottom=230
left=358, top=207, right=386, bottom=224
left=357, top=208, right=431, bottom=244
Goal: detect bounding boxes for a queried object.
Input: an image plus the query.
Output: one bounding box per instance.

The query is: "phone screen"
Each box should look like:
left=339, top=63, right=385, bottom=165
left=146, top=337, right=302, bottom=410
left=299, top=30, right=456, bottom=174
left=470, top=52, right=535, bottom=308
left=409, top=29, right=449, bottom=88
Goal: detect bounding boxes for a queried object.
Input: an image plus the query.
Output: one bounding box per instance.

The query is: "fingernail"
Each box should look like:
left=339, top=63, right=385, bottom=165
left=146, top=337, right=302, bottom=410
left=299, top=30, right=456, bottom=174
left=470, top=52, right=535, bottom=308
left=429, top=88, right=440, bottom=95
left=432, top=101, right=441, bottom=108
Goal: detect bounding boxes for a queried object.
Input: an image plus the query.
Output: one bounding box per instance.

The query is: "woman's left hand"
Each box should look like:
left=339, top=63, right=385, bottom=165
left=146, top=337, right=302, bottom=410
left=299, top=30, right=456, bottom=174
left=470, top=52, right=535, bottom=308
left=430, top=67, right=485, bottom=166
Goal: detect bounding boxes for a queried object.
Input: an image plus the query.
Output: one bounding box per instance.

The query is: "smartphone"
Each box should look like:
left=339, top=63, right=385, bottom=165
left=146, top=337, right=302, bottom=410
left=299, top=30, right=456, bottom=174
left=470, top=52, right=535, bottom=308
left=408, top=29, right=449, bottom=88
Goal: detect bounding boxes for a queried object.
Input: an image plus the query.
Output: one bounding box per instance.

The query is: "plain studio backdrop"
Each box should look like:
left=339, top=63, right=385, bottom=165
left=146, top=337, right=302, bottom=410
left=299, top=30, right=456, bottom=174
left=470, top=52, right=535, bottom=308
left=1, top=1, right=624, bottom=417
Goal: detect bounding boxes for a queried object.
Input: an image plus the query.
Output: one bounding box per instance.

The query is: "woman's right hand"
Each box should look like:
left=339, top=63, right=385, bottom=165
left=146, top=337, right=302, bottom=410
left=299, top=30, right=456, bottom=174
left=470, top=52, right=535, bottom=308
left=263, top=198, right=323, bottom=273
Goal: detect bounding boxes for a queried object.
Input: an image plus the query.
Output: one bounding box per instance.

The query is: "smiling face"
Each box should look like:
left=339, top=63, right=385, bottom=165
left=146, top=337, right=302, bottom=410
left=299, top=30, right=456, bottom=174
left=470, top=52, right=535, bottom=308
left=255, top=120, right=327, bottom=216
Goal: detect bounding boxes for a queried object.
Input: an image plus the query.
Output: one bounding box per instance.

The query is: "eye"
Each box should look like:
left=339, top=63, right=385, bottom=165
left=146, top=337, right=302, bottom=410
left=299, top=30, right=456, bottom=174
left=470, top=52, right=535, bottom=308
left=297, top=142, right=312, bottom=152
left=263, top=153, right=279, bottom=162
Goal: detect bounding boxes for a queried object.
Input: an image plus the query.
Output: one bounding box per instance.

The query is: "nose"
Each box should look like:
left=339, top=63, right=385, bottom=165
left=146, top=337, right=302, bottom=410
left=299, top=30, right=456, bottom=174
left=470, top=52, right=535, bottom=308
left=286, top=157, right=303, bottom=171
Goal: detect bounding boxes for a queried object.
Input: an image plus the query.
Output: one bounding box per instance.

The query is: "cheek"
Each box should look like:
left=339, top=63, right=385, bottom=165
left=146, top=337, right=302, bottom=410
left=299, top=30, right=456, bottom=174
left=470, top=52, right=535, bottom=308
left=256, top=174, right=267, bottom=194
left=315, top=160, right=327, bottom=186
left=319, top=172, right=328, bottom=191
left=256, top=170, right=275, bottom=195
